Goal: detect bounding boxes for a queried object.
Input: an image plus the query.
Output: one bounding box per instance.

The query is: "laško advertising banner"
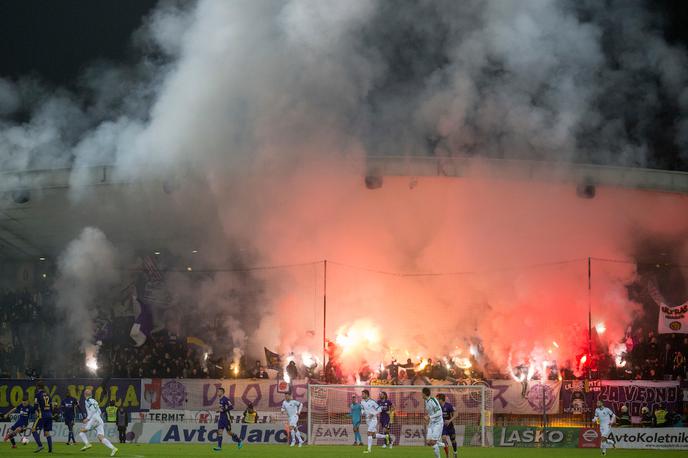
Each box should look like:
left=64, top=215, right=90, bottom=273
left=493, top=427, right=579, bottom=448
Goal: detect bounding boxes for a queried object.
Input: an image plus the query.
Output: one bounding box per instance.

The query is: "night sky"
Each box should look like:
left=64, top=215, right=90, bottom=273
left=0, top=0, right=158, bottom=85
left=1, top=0, right=687, bottom=169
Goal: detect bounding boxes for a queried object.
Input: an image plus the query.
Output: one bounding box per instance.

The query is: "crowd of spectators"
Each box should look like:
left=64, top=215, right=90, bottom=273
left=1, top=284, right=687, bottom=383
left=101, top=334, right=206, bottom=379
left=0, top=288, right=55, bottom=378
left=605, top=329, right=687, bottom=381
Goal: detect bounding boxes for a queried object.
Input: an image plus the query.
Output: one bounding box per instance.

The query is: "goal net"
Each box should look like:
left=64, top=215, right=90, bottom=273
left=307, top=384, right=493, bottom=447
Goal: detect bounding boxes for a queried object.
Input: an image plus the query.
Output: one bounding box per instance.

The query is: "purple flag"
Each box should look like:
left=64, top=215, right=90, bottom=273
left=130, top=295, right=153, bottom=347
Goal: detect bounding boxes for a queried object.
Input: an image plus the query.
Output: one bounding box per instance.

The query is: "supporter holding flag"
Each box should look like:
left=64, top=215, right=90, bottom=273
left=250, top=360, right=262, bottom=378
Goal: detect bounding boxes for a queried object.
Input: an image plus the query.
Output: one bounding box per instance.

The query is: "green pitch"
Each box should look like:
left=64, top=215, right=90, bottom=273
left=2, top=444, right=686, bottom=457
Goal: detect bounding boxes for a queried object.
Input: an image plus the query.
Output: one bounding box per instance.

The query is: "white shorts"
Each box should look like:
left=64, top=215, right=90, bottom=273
left=600, top=425, right=611, bottom=438
left=84, top=416, right=105, bottom=437
left=366, top=416, right=378, bottom=433
left=288, top=415, right=299, bottom=428
left=426, top=420, right=443, bottom=442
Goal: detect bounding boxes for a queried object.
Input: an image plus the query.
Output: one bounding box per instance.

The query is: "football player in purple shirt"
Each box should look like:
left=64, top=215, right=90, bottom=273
left=213, top=387, right=243, bottom=451
left=378, top=391, right=394, bottom=448
left=438, top=394, right=458, bottom=458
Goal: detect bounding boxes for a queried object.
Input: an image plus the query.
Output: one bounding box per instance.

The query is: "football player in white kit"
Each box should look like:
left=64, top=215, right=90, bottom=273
left=593, top=400, right=616, bottom=455
left=79, top=388, right=118, bottom=456
left=360, top=389, right=390, bottom=453
left=423, top=387, right=445, bottom=458
left=281, top=392, right=304, bottom=447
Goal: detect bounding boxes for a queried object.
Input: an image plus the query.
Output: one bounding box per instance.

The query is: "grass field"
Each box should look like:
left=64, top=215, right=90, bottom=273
left=3, top=443, right=687, bottom=458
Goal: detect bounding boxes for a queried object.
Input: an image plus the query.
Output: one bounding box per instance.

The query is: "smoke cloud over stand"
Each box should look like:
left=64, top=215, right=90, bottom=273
left=54, top=227, right=119, bottom=371
left=2, top=1, right=688, bottom=376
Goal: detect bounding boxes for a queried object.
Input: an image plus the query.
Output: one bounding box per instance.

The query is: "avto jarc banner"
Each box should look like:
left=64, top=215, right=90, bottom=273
left=126, top=422, right=302, bottom=445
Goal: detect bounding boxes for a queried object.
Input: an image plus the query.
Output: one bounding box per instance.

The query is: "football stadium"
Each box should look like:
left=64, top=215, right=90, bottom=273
left=1, top=1, right=688, bottom=457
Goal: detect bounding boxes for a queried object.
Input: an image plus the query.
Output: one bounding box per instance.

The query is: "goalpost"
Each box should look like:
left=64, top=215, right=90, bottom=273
left=307, top=384, right=493, bottom=447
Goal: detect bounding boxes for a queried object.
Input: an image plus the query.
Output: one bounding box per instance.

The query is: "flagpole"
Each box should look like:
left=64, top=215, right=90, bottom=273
left=323, top=260, right=328, bottom=373
left=588, top=256, right=592, bottom=379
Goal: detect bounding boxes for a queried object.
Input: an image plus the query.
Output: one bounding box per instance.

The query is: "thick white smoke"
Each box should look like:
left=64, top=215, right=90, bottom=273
left=2, top=0, right=688, bottom=375
left=54, top=227, right=119, bottom=367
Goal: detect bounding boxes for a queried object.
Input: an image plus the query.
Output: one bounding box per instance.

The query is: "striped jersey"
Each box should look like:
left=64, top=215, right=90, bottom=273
left=425, top=396, right=443, bottom=422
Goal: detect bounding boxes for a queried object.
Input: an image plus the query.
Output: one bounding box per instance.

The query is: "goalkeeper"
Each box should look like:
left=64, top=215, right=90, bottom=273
left=349, top=395, right=363, bottom=446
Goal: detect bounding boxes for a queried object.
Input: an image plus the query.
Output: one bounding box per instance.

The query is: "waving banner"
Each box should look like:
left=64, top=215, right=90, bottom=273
left=648, top=279, right=688, bottom=334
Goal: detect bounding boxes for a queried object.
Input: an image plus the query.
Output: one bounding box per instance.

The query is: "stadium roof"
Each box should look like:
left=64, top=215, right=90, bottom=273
left=1, top=157, right=688, bottom=260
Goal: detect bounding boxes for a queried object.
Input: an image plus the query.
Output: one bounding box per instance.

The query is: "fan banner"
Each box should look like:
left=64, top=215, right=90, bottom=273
left=139, top=378, right=309, bottom=411
left=561, top=380, right=681, bottom=417
left=657, top=304, right=688, bottom=334
left=0, top=378, right=141, bottom=412
left=487, top=380, right=561, bottom=414
left=648, top=279, right=688, bottom=334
